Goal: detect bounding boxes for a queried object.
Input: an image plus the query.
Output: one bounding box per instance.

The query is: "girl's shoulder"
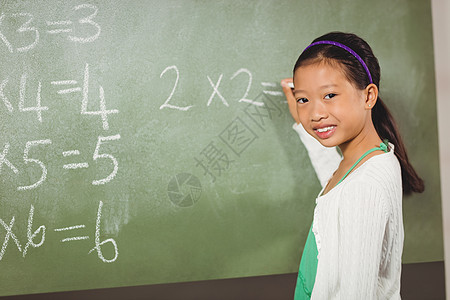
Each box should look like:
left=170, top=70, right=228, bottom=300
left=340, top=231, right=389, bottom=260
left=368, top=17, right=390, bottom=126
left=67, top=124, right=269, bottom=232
left=337, top=145, right=403, bottom=209
left=354, top=143, right=402, bottom=187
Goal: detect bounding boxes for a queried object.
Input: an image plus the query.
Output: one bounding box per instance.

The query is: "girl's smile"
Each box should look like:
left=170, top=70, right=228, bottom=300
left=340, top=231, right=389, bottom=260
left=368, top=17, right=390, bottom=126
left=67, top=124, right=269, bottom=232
left=313, top=125, right=336, bottom=139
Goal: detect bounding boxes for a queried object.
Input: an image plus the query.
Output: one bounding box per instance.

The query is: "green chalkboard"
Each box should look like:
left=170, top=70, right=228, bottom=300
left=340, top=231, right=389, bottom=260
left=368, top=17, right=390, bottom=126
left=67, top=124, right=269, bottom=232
left=0, top=0, right=442, bottom=296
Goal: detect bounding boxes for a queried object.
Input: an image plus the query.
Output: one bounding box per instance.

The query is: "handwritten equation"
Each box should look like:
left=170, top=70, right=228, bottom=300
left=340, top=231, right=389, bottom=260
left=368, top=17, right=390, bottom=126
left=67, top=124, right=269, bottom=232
left=159, top=66, right=284, bottom=111
left=2, top=63, right=118, bottom=129
left=0, top=201, right=118, bottom=263
left=0, top=4, right=100, bottom=53
left=1, top=135, right=120, bottom=190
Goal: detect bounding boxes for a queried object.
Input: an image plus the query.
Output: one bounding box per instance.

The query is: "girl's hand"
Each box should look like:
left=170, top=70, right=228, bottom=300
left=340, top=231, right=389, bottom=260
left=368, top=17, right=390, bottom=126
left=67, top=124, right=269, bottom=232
left=281, top=78, right=300, bottom=124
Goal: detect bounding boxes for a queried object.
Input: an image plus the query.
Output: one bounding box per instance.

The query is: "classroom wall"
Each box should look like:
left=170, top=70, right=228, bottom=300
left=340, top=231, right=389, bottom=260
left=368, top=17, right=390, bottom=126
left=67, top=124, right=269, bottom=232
left=431, top=0, right=450, bottom=298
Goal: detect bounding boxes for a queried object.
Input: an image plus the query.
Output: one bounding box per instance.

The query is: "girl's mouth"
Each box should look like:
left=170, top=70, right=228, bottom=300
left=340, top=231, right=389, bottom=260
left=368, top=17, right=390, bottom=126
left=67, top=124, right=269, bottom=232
left=313, top=125, right=336, bottom=139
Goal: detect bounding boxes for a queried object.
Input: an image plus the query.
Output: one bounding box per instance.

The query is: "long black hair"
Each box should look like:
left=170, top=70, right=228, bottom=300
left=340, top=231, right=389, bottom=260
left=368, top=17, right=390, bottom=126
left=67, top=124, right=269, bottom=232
left=293, top=31, right=424, bottom=195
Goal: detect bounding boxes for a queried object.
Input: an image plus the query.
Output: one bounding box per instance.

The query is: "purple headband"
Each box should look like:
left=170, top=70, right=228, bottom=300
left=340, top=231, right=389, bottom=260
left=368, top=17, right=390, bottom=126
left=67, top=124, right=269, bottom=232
left=303, top=40, right=373, bottom=84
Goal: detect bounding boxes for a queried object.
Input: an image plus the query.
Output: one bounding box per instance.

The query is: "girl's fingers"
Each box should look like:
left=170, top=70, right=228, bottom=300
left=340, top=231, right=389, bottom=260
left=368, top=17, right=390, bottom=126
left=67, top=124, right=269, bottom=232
left=281, top=78, right=300, bottom=124
left=281, top=78, right=295, bottom=102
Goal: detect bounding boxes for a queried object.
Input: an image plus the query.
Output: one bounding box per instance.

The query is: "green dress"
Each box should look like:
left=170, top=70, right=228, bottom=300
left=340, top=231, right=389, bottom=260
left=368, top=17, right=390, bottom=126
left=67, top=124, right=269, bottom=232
left=293, top=141, right=389, bottom=299
left=294, top=223, right=318, bottom=299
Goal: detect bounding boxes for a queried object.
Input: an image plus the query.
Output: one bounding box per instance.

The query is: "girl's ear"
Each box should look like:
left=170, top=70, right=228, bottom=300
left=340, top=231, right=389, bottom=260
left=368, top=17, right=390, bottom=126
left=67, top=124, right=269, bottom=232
left=365, top=83, right=378, bottom=109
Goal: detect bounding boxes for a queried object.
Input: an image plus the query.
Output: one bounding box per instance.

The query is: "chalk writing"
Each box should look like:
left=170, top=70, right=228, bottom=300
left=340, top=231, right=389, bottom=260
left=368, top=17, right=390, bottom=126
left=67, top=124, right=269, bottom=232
left=0, top=12, right=39, bottom=53
left=1, top=136, right=121, bottom=190
left=0, top=4, right=101, bottom=53
left=19, top=73, right=48, bottom=122
left=0, top=143, right=19, bottom=175
left=92, top=135, right=121, bottom=185
left=46, top=20, right=73, bottom=34
left=17, top=139, right=52, bottom=191
left=22, top=205, right=46, bottom=257
left=0, top=1, right=294, bottom=270
left=207, top=74, right=228, bottom=107
left=51, top=80, right=82, bottom=94
left=231, top=68, right=263, bottom=107
left=85, top=85, right=118, bottom=131
left=62, top=150, right=81, bottom=157
left=0, top=216, right=22, bottom=261
left=159, top=65, right=193, bottom=111
left=160, top=66, right=286, bottom=110
left=54, top=225, right=89, bottom=242
left=0, top=2, right=128, bottom=272
left=0, top=13, right=13, bottom=53
left=0, top=202, right=117, bottom=263
left=62, top=149, right=89, bottom=170
left=1, top=62, right=118, bottom=128
left=261, top=82, right=284, bottom=96
left=0, top=78, right=13, bottom=113
left=0, top=204, right=45, bottom=260
left=67, top=4, right=101, bottom=43
left=88, top=201, right=119, bottom=263
left=51, top=63, right=119, bottom=130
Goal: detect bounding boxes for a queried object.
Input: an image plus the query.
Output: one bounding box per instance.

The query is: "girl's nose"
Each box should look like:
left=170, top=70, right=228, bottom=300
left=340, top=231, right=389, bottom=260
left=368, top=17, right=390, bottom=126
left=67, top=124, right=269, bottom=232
left=310, top=100, right=329, bottom=122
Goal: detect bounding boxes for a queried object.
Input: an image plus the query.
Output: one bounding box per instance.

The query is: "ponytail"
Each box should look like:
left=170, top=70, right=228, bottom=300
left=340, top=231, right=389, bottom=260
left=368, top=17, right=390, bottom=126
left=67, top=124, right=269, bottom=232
left=372, top=97, right=424, bottom=195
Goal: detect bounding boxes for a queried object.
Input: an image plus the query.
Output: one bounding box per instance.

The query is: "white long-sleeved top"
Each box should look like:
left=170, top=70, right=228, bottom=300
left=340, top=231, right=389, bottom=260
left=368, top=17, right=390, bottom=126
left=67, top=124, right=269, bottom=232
left=293, top=123, right=404, bottom=300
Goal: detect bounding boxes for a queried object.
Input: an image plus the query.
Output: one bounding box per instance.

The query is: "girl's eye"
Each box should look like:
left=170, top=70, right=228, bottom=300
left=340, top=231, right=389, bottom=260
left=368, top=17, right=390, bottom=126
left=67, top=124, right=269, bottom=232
left=297, top=98, right=308, bottom=104
left=324, top=93, right=337, bottom=99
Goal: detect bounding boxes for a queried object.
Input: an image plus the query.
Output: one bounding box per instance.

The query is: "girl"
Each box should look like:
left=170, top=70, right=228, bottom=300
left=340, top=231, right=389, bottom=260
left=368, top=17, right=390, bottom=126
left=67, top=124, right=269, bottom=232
left=281, top=32, right=424, bottom=299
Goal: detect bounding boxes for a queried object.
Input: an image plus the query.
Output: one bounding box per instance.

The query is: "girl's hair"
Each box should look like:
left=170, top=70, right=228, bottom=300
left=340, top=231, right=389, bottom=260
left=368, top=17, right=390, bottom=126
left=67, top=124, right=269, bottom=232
left=293, top=31, right=424, bottom=195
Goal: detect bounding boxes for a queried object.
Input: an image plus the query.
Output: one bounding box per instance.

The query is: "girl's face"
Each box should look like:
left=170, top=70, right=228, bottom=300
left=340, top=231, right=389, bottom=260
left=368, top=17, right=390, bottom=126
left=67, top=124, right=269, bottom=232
left=293, top=61, right=370, bottom=148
